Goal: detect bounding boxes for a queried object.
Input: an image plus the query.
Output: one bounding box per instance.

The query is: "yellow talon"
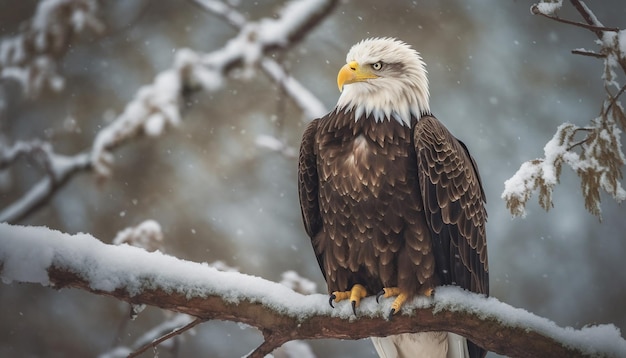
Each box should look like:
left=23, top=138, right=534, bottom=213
left=390, top=293, right=408, bottom=315
left=330, top=284, right=367, bottom=315
left=376, top=286, right=428, bottom=319
left=424, top=287, right=434, bottom=297
left=379, top=287, right=401, bottom=299
left=349, top=284, right=367, bottom=304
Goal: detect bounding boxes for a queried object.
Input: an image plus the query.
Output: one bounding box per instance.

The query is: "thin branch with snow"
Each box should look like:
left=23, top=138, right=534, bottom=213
left=0, top=223, right=624, bottom=358
left=504, top=1, right=626, bottom=217
left=0, top=0, right=335, bottom=223
left=193, top=0, right=330, bottom=156
left=0, top=145, right=90, bottom=223
left=531, top=3, right=619, bottom=33
left=0, top=0, right=103, bottom=98
left=92, top=0, right=335, bottom=177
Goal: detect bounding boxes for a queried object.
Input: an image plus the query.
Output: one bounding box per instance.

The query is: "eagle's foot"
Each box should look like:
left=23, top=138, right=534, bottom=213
left=329, top=284, right=367, bottom=315
left=423, top=287, right=435, bottom=297
left=376, top=287, right=408, bottom=320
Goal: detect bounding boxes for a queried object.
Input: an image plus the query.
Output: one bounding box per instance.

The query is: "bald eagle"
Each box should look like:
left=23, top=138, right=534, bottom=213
left=297, top=38, right=488, bottom=358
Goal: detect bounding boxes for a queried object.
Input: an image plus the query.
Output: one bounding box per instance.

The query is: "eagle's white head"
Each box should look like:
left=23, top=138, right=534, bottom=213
left=335, top=37, right=430, bottom=126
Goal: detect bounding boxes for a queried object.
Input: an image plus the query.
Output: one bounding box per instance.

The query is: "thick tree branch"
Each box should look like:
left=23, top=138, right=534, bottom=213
left=0, top=223, right=624, bottom=358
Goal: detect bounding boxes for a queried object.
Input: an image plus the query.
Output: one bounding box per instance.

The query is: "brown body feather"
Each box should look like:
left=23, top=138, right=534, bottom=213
left=298, top=111, right=487, bottom=296
left=298, top=111, right=488, bottom=357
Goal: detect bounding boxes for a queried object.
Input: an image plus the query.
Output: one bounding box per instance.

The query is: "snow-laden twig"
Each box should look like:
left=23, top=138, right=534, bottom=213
left=530, top=0, right=619, bottom=33
left=255, top=134, right=298, bottom=158
left=260, top=58, right=327, bottom=119
left=113, top=219, right=164, bottom=252
left=505, top=1, right=626, bottom=218
left=1, top=223, right=625, bottom=358
left=92, top=0, right=334, bottom=177
left=502, top=120, right=626, bottom=217
left=0, top=0, right=103, bottom=98
left=530, top=0, right=563, bottom=17
left=192, top=0, right=329, bottom=119
left=193, top=0, right=329, bottom=157
left=191, top=0, right=247, bottom=28
left=0, top=139, right=50, bottom=169
left=1, top=0, right=335, bottom=223
left=0, top=140, right=90, bottom=223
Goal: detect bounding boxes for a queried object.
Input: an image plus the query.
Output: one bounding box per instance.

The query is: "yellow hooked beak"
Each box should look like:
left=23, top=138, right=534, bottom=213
left=337, top=61, right=379, bottom=92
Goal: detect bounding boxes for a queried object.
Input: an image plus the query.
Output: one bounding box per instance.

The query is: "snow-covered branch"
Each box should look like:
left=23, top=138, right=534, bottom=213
left=504, top=1, right=626, bottom=217
left=192, top=0, right=330, bottom=155
left=1, top=223, right=624, bottom=358
left=1, top=0, right=334, bottom=223
left=91, top=0, right=334, bottom=178
left=0, top=0, right=103, bottom=98
left=0, top=140, right=90, bottom=223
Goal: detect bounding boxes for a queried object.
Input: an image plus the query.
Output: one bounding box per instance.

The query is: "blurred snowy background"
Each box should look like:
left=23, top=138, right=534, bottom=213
left=1, top=0, right=625, bottom=357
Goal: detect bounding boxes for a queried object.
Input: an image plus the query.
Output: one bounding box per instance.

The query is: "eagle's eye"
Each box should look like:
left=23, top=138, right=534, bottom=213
left=371, top=61, right=383, bottom=71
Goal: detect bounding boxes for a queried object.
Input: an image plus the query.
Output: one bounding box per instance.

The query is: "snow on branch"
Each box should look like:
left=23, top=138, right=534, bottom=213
left=191, top=0, right=332, bottom=118
left=504, top=1, right=626, bottom=218
left=1, top=0, right=334, bottom=223
left=0, top=140, right=90, bottom=223
left=1, top=223, right=625, bottom=358
left=0, top=0, right=103, bottom=98
left=531, top=0, right=563, bottom=17
left=91, top=0, right=334, bottom=177
left=193, top=0, right=330, bottom=155
left=112, top=219, right=164, bottom=252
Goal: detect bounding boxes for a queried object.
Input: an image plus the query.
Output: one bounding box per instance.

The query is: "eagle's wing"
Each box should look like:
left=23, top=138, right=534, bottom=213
left=414, top=115, right=488, bottom=358
left=413, top=115, right=488, bottom=294
left=297, top=119, right=326, bottom=279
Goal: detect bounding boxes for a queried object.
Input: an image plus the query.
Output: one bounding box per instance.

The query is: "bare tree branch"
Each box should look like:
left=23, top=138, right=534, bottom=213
left=1, top=223, right=623, bottom=358
left=571, top=49, right=605, bottom=58
left=127, top=317, right=203, bottom=358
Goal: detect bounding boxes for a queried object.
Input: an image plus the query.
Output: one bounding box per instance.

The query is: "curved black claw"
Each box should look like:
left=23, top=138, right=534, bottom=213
left=329, top=294, right=336, bottom=308
left=387, top=308, right=396, bottom=321
left=351, top=300, right=357, bottom=316
left=376, top=290, right=385, bottom=304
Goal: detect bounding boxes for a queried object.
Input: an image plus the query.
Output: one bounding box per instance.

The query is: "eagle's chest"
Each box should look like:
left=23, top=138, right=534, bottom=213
left=342, top=134, right=370, bottom=170
left=316, top=126, right=414, bottom=200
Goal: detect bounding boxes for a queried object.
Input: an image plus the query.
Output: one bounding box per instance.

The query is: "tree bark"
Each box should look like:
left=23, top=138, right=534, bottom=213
left=35, top=264, right=613, bottom=358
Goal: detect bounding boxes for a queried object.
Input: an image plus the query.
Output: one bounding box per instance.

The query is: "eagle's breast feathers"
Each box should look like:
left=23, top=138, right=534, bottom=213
left=309, top=110, right=438, bottom=296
